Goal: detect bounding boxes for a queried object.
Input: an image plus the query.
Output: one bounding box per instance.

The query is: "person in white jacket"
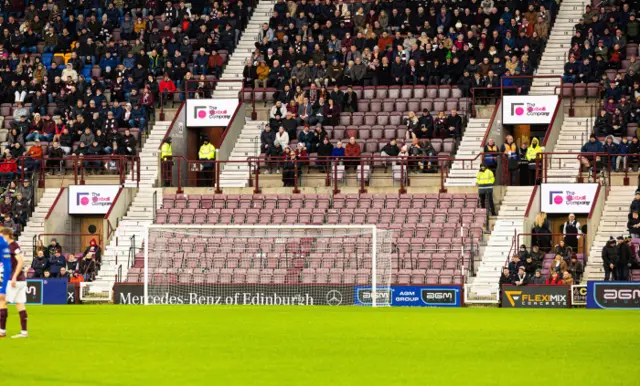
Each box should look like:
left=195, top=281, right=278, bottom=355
left=61, top=63, right=78, bottom=83
left=270, top=101, right=287, bottom=119
left=275, top=126, right=289, bottom=148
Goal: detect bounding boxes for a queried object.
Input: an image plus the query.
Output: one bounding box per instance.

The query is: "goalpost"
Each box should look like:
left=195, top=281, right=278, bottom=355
left=143, top=225, right=393, bottom=306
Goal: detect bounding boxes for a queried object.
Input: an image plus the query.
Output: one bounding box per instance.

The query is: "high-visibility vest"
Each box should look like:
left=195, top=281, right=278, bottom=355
left=198, top=143, right=216, bottom=160
left=476, top=169, right=495, bottom=190
left=160, top=142, right=172, bottom=159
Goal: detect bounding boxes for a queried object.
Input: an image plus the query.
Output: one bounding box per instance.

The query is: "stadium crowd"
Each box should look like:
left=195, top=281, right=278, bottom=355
left=30, top=237, right=102, bottom=282
left=246, top=0, right=557, bottom=177
left=0, top=0, right=253, bottom=186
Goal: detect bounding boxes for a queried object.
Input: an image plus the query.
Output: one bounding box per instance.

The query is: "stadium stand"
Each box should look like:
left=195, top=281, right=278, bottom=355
left=219, top=0, right=559, bottom=187
left=125, top=193, right=484, bottom=284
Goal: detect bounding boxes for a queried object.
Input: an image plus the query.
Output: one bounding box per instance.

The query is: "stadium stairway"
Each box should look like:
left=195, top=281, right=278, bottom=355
left=219, top=120, right=266, bottom=187
left=17, top=188, right=63, bottom=265
left=444, top=118, right=490, bottom=186
left=584, top=185, right=637, bottom=281
left=87, top=122, right=169, bottom=300
left=543, top=116, right=592, bottom=183
left=469, top=186, right=533, bottom=296
left=530, top=0, right=585, bottom=95
left=213, top=0, right=275, bottom=99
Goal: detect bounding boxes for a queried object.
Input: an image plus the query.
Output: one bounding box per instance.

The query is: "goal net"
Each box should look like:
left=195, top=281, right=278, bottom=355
left=143, top=225, right=393, bottom=306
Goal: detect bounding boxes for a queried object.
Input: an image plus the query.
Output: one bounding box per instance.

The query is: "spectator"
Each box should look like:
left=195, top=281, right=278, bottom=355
left=530, top=245, right=545, bottom=268
left=81, top=252, right=97, bottom=282
left=84, top=238, right=102, bottom=265
left=567, top=254, right=584, bottom=284
left=602, top=238, right=618, bottom=281
left=616, top=236, right=632, bottom=281
left=270, top=101, right=287, bottom=119
left=48, top=248, right=66, bottom=278
left=31, top=249, right=49, bottom=278
left=316, top=137, right=334, bottom=173
left=530, top=269, right=546, bottom=284
left=594, top=110, right=612, bottom=137
left=70, top=270, right=85, bottom=284
left=561, top=271, right=574, bottom=285
left=275, top=126, right=289, bottom=148
left=282, top=151, right=300, bottom=187
left=580, top=134, right=605, bottom=169
left=59, top=267, right=70, bottom=281
left=260, top=125, right=276, bottom=154
left=532, top=213, right=552, bottom=251
left=553, top=240, right=572, bottom=261
left=512, top=266, right=528, bottom=286
left=323, top=98, right=341, bottom=126
left=549, top=253, right=568, bottom=276
left=508, top=255, right=524, bottom=277
left=298, top=125, right=314, bottom=152
left=628, top=211, right=640, bottom=238
left=344, top=137, right=361, bottom=170
left=545, top=271, right=563, bottom=285
left=381, top=139, right=400, bottom=166
left=266, top=141, right=283, bottom=174
left=499, top=267, right=514, bottom=287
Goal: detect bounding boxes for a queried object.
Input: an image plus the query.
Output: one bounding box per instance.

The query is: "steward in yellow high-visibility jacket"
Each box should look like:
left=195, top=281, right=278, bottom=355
left=198, top=137, right=216, bottom=186
left=476, top=163, right=496, bottom=216
left=160, top=138, right=173, bottom=186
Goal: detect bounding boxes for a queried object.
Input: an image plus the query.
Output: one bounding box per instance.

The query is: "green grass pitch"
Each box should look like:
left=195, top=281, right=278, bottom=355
left=2, top=306, right=639, bottom=385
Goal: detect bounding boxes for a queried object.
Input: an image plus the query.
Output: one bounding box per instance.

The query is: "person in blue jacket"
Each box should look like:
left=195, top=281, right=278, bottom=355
left=580, top=134, right=604, bottom=170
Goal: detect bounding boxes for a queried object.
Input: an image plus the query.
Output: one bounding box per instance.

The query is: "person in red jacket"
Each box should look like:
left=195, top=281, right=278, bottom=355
left=208, top=50, right=224, bottom=78
left=0, top=154, right=18, bottom=184
left=344, top=136, right=361, bottom=170
left=545, top=271, right=563, bottom=285
left=159, top=73, right=177, bottom=107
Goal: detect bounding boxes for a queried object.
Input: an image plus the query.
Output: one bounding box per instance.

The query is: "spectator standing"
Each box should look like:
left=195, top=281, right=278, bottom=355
left=616, top=236, right=632, bottom=281
left=602, top=238, right=618, bottom=281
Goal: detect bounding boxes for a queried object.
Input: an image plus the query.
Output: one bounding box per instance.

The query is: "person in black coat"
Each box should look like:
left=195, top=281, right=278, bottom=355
left=31, top=249, right=49, bottom=278
left=499, top=267, right=514, bottom=287
left=343, top=86, right=357, bottom=113
left=316, top=137, right=334, bottom=172
left=260, top=124, right=276, bottom=154
left=282, top=151, right=300, bottom=187
left=602, top=238, right=618, bottom=281
left=616, top=236, right=633, bottom=281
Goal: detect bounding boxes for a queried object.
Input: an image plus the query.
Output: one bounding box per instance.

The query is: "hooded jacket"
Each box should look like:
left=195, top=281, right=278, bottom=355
left=602, top=241, right=618, bottom=267
left=525, top=137, right=542, bottom=161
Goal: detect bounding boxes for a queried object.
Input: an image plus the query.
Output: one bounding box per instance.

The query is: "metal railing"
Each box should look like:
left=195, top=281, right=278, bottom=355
left=535, top=152, right=637, bottom=185
left=14, top=155, right=140, bottom=188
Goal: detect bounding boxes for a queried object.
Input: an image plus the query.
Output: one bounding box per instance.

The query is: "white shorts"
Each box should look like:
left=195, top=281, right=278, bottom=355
left=6, top=281, right=27, bottom=304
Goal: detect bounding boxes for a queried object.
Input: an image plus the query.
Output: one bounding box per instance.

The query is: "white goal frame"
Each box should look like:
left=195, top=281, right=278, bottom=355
left=143, top=224, right=384, bottom=306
